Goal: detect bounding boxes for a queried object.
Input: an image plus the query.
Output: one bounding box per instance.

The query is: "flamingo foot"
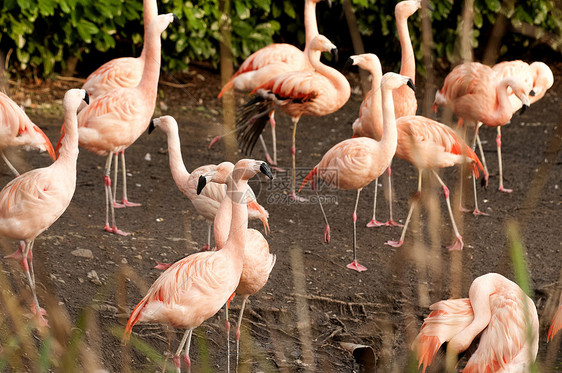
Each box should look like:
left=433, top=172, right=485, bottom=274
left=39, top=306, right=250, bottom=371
left=498, top=186, right=513, bottom=193
left=384, top=219, right=404, bottom=227
left=271, top=165, right=286, bottom=172
left=473, top=209, right=489, bottom=216
left=366, top=218, right=386, bottom=227
left=183, top=355, right=191, bottom=370
left=121, top=199, right=142, bottom=207
left=385, top=239, right=404, bottom=248
left=104, top=224, right=130, bottom=236
left=4, top=248, right=24, bottom=261
left=290, top=191, right=307, bottom=202
left=447, top=236, right=464, bottom=251
left=346, top=260, right=367, bottom=272
left=31, top=304, right=49, bottom=328
left=173, top=355, right=181, bottom=370
left=459, top=206, right=472, bottom=213
left=324, top=224, right=330, bottom=243
left=154, top=261, right=172, bottom=270
left=265, top=153, right=275, bottom=165
left=208, top=136, right=222, bottom=149
left=200, top=244, right=211, bottom=252
left=113, top=201, right=126, bottom=208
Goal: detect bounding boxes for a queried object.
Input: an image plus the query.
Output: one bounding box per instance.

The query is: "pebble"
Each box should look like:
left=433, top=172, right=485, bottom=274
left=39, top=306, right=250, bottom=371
left=71, top=248, right=93, bottom=259
left=121, top=258, right=128, bottom=264
left=88, top=270, right=102, bottom=286
left=144, top=153, right=151, bottom=161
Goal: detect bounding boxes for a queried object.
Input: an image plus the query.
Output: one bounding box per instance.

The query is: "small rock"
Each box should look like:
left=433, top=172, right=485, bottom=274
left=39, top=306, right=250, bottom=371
left=88, top=270, right=102, bottom=285
left=121, top=258, right=128, bottom=264
left=71, top=248, right=93, bottom=259
left=144, top=153, right=151, bottom=161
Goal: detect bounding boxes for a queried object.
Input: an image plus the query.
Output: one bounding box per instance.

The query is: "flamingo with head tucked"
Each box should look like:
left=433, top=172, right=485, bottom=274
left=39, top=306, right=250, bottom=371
left=237, top=34, right=351, bottom=201
left=413, top=273, right=539, bottom=372
left=124, top=159, right=273, bottom=372
left=299, top=64, right=414, bottom=272
left=0, top=89, right=88, bottom=327
left=75, top=13, right=179, bottom=236
left=0, top=92, right=56, bottom=176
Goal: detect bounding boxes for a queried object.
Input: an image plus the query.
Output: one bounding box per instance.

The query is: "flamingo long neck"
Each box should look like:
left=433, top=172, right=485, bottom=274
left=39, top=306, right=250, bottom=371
left=304, top=0, right=319, bottom=49
left=162, top=124, right=190, bottom=188
left=140, top=0, right=159, bottom=58
left=367, top=62, right=384, bottom=140
left=136, top=20, right=162, bottom=103
left=214, top=189, right=232, bottom=250
left=379, top=84, right=399, bottom=159
left=223, top=178, right=248, bottom=268
left=492, top=78, right=517, bottom=124
left=57, top=107, right=80, bottom=166
left=308, top=49, right=351, bottom=105
left=396, top=9, right=416, bottom=81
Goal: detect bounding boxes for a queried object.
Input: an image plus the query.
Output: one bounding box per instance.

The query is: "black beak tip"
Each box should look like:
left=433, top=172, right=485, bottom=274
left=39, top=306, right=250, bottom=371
left=148, top=120, right=156, bottom=134
left=260, top=163, right=274, bottom=179
left=173, top=14, right=181, bottom=25
left=407, top=78, right=416, bottom=93
left=83, top=91, right=90, bottom=105
left=330, top=48, right=339, bottom=63
left=529, top=90, right=536, bottom=97
left=196, top=175, right=207, bottom=195
left=344, top=57, right=354, bottom=70
left=519, top=104, right=529, bottom=115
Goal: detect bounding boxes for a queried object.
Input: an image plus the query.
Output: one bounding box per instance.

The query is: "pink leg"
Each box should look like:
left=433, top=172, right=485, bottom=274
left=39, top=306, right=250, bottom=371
left=433, top=171, right=464, bottom=251
left=120, top=151, right=142, bottom=206
left=235, top=297, right=248, bottom=370
left=496, top=127, right=512, bottom=193
left=103, top=154, right=129, bottom=236
left=366, top=177, right=386, bottom=227
left=173, top=329, right=192, bottom=373
left=386, top=170, right=423, bottom=248
left=383, top=165, right=403, bottom=227
left=290, top=117, right=307, bottom=202
left=314, top=186, right=331, bottom=243
left=347, top=189, right=367, bottom=272
left=22, top=240, right=48, bottom=327
left=112, top=152, right=125, bottom=208
left=208, top=135, right=222, bottom=149
left=4, top=241, right=26, bottom=262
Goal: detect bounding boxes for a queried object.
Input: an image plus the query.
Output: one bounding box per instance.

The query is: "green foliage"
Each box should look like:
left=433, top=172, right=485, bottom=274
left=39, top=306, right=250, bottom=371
left=0, top=0, right=560, bottom=78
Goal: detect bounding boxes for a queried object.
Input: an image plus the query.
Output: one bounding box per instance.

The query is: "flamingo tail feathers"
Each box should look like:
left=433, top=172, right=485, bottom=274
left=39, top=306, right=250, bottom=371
left=37, top=128, right=56, bottom=161
left=235, top=95, right=274, bottom=155
left=124, top=297, right=147, bottom=343
left=218, top=79, right=235, bottom=99
left=248, top=200, right=270, bottom=234
left=548, top=306, right=562, bottom=342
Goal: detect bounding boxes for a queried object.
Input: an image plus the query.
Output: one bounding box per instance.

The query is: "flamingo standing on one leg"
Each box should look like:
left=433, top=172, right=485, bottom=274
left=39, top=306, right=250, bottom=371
left=198, top=161, right=275, bottom=370
left=77, top=0, right=158, bottom=207
left=148, top=116, right=269, bottom=251
left=236, top=34, right=351, bottom=201
left=124, top=159, right=273, bottom=372
left=0, top=89, right=89, bottom=327
left=216, top=0, right=327, bottom=166
left=351, top=0, right=422, bottom=227
left=74, top=14, right=179, bottom=236
left=413, top=273, right=539, bottom=372
left=300, top=64, right=415, bottom=272
left=433, top=62, right=530, bottom=214
left=480, top=60, right=555, bottom=193
left=548, top=291, right=562, bottom=342
left=0, top=92, right=56, bottom=176
left=384, top=115, right=486, bottom=251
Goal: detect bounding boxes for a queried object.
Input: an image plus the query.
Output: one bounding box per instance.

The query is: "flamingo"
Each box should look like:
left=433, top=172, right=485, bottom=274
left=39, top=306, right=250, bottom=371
left=124, top=159, right=273, bottom=372
left=548, top=291, right=562, bottom=342
left=75, top=13, right=179, bottom=236
left=469, top=60, right=555, bottom=193
left=413, top=273, right=539, bottom=372
left=236, top=34, right=351, bottom=200
left=0, top=89, right=89, bottom=327
left=198, top=161, right=275, bottom=369
left=148, top=115, right=269, bottom=251
left=433, top=62, right=530, bottom=213
left=216, top=0, right=326, bottom=166
left=0, top=92, right=56, bottom=176
left=78, top=0, right=158, bottom=207
left=384, top=115, right=486, bottom=251
left=300, top=64, right=415, bottom=272
left=352, top=0, right=422, bottom=227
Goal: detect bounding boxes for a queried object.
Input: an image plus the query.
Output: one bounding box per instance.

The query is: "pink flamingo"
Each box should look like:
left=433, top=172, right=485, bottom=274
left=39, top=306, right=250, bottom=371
left=74, top=13, right=179, bottom=236
left=467, top=60, right=555, bottom=193
left=548, top=291, right=562, bottom=342
left=352, top=0, right=421, bottom=227
left=78, top=0, right=158, bottom=207
left=300, top=64, right=415, bottom=272
left=433, top=62, right=530, bottom=213
left=384, top=115, right=486, bottom=251
left=148, top=115, right=269, bottom=251
left=124, top=159, right=273, bottom=372
left=236, top=34, right=351, bottom=200
left=413, top=273, right=539, bottom=372
left=0, top=92, right=56, bottom=176
left=216, top=0, right=325, bottom=166
left=0, top=89, right=89, bottom=327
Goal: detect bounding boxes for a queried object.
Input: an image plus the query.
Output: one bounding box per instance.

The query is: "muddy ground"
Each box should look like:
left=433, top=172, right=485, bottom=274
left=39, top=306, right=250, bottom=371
left=0, top=60, right=561, bottom=372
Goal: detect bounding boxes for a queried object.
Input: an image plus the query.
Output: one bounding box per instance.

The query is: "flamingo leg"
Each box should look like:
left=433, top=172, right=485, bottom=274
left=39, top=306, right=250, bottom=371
left=314, top=184, right=330, bottom=243
left=235, top=296, right=249, bottom=373
left=474, top=125, right=489, bottom=186
left=270, top=111, right=277, bottom=165
left=112, top=152, right=125, bottom=208
left=290, top=117, right=305, bottom=201
left=347, top=189, right=367, bottom=272
left=1, top=151, right=20, bottom=176
left=258, top=135, right=274, bottom=166
left=432, top=170, right=464, bottom=251
left=384, top=165, right=402, bottom=226
left=21, top=240, right=47, bottom=326
left=201, top=225, right=211, bottom=251
left=121, top=150, right=142, bottom=206
left=471, top=168, right=489, bottom=216
left=497, top=127, right=512, bottom=193
left=366, top=177, right=384, bottom=227
left=225, top=304, right=231, bottom=373
left=103, top=153, right=129, bottom=236
left=173, top=329, right=192, bottom=373
left=386, top=169, right=423, bottom=248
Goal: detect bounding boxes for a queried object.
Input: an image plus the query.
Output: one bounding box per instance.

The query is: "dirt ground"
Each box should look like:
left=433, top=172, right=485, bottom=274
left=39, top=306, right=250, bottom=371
left=0, top=59, right=561, bottom=372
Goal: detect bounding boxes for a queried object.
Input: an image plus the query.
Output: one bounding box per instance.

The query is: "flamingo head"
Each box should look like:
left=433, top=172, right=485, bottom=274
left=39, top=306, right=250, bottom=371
left=529, top=61, right=554, bottom=102
left=310, top=35, right=338, bottom=61
left=348, top=53, right=381, bottom=75
left=504, top=78, right=531, bottom=114
left=63, top=89, right=89, bottom=114
left=381, top=72, right=416, bottom=93
left=148, top=115, right=178, bottom=135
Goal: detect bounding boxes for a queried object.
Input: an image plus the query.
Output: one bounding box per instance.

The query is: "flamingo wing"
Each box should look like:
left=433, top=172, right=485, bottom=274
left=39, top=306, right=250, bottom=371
left=82, top=57, right=143, bottom=100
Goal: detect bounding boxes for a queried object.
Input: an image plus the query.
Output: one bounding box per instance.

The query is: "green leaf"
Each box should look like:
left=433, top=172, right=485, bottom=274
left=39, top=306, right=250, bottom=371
left=283, top=0, right=296, bottom=19
left=76, top=20, right=99, bottom=43
left=234, top=1, right=251, bottom=19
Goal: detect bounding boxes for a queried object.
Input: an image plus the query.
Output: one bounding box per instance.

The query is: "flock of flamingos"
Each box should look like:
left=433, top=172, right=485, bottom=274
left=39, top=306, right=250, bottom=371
left=0, top=0, right=560, bottom=371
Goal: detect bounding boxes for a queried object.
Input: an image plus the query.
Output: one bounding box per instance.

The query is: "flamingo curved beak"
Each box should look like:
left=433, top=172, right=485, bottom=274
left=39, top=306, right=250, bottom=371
left=196, top=175, right=207, bottom=195
left=407, top=78, right=416, bottom=93
left=260, top=163, right=274, bottom=179
left=148, top=120, right=156, bottom=134
left=330, top=48, right=339, bottom=63
left=83, top=91, right=90, bottom=105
